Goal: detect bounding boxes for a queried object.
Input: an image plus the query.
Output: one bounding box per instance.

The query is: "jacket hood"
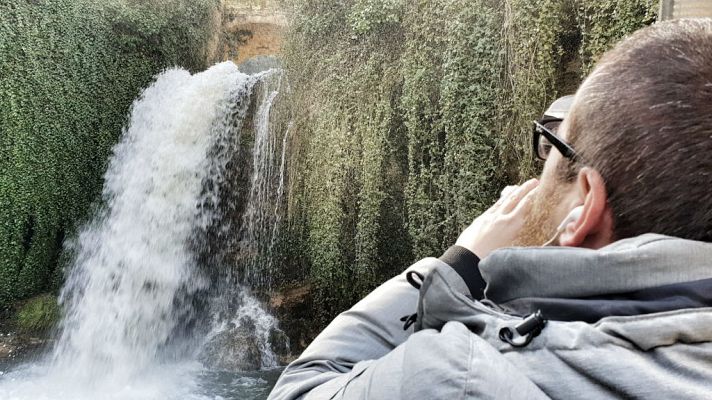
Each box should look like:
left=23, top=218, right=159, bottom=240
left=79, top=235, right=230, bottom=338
left=479, top=234, right=712, bottom=321
left=482, top=234, right=712, bottom=301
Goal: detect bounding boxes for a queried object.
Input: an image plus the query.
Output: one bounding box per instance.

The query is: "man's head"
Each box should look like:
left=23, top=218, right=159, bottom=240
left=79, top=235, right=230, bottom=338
left=517, top=19, right=712, bottom=248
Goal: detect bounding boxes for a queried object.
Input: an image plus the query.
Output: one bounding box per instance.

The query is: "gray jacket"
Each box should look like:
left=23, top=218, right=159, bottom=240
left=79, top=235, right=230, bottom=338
left=268, top=234, right=712, bottom=399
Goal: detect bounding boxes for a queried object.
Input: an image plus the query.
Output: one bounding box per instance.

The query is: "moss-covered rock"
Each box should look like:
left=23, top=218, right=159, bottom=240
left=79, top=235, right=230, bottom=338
left=15, top=293, right=60, bottom=334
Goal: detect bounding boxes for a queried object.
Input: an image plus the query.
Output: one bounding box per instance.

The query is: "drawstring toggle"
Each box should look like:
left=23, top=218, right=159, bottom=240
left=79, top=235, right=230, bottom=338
left=499, top=310, right=547, bottom=348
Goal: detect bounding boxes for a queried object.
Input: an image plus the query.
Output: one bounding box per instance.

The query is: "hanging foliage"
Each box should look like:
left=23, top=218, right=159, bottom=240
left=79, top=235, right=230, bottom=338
left=1, top=0, right=660, bottom=325
left=577, top=0, right=659, bottom=74
left=0, top=0, right=220, bottom=309
left=279, top=0, right=659, bottom=325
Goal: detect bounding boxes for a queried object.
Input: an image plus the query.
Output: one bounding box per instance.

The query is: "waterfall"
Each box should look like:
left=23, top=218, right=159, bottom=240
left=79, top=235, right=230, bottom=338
left=49, top=62, right=249, bottom=384
left=241, top=72, right=288, bottom=287
left=200, top=69, right=290, bottom=372
left=0, top=61, right=289, bottom=400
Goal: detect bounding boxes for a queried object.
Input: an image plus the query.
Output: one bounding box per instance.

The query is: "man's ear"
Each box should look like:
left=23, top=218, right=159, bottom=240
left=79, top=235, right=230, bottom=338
left=559, top=167, right=615, bottom=249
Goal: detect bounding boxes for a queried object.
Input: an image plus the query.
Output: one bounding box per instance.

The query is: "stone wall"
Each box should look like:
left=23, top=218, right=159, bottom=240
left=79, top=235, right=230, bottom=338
left=220, top=0, right=286, bottom=64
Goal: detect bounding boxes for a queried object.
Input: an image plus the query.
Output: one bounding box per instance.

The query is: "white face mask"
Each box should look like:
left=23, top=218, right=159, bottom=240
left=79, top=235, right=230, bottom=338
left=543, top=206, right=584, bottom=246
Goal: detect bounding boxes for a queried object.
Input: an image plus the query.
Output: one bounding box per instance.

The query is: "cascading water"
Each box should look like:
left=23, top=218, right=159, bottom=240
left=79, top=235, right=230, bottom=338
left=49, top=63, right=245, bottom=385
left=0, top=62, right=289, bottom=400
left=241, top=71, right=289, bottom=287
left=200, top=69, right=291, bottom=373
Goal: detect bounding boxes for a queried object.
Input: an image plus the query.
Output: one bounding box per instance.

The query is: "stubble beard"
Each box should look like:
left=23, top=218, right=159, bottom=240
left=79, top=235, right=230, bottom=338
left=513, top=178, right=562, bottom=247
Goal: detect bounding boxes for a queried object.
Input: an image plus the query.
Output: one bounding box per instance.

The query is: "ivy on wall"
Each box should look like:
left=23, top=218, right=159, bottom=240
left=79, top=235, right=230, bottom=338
left=0, top=0, right=660, bottom=325
left=577, top=0, right=659, bottom=75
left=0, top=0, right=220, bottom=309
left=279, top=0, right=658, bottom=324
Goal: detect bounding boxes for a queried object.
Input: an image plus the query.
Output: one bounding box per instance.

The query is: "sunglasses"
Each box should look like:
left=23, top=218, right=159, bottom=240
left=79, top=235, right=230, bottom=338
left=532, top=120, right=581, bottom=162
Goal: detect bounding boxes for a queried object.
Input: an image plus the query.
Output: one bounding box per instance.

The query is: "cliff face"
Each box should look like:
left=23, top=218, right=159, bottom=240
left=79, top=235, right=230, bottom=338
left=220, top=0, right=286, bottom=64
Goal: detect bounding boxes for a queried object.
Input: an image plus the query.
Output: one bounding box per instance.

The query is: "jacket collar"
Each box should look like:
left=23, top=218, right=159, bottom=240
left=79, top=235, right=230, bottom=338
left=479, top=234, right=712, bottom=321
left=481, top=234, right=712, bottom=302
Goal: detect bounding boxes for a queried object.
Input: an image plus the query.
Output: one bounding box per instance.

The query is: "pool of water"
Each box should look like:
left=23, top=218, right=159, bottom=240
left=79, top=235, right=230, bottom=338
left=196, top=368, right=282, bottom=400
left=0, top=359, right=282, bottom=400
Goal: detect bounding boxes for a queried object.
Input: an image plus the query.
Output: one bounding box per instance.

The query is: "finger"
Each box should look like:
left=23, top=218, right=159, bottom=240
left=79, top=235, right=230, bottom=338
left=500, top=178, right=538, bottom=214
left=486, top=197, right=506, bottom=213
left=511, top=185, right=538, bottom=216
left=487, top=185, right=520, bottom=214
left=500, top=185, right=520, bottom=199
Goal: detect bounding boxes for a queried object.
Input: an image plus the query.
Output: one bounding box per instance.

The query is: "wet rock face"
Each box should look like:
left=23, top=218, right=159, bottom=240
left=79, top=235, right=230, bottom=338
left=238, top=55, right=281, bottom=75
left=200, top=312, right=292, bottom=371
left=270, top=284, right=317, bottom=356
left=0, top=332, right=49, bottom=370
left=201, top=318, right=262, bottom=371
left=268, top=327, right=290, bottom=363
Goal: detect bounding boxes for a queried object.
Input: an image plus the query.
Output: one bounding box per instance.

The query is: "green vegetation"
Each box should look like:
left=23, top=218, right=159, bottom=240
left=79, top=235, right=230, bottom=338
left=15, top=294, right=60, bottom=334
left=0, top=0, right=660, bottom=330
left=278, top=0, right=659, bottom=323
left=0, top=0, right=221, bottom=310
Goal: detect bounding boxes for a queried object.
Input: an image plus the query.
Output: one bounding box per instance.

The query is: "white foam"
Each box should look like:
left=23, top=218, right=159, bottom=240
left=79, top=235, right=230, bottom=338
left=0, top=62, right=281, bottom=399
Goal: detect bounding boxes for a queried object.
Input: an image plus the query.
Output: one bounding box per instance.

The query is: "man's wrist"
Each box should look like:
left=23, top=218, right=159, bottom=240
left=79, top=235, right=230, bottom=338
left=439, top=245, right=486, bottom=299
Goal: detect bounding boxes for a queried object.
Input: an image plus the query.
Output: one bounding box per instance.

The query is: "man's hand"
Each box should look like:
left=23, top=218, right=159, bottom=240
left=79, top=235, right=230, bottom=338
left=455, top=178, right=539, bottom=259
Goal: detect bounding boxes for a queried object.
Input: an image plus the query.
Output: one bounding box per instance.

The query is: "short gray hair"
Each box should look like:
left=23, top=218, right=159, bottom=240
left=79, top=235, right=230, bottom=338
left=565, top=19, right=712, bottom=241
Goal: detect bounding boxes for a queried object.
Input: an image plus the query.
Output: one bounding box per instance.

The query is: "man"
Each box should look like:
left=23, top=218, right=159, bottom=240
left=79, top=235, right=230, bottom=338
left=269, top=19, right=712, bottom=399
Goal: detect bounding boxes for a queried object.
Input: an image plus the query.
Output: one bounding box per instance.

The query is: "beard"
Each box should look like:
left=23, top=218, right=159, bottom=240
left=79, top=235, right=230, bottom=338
left=513, top=177, right=563, bottom=247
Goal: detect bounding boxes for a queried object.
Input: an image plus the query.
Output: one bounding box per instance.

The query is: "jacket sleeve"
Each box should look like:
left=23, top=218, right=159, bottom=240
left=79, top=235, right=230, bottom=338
left=267, top=256, right=448, bottom=400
